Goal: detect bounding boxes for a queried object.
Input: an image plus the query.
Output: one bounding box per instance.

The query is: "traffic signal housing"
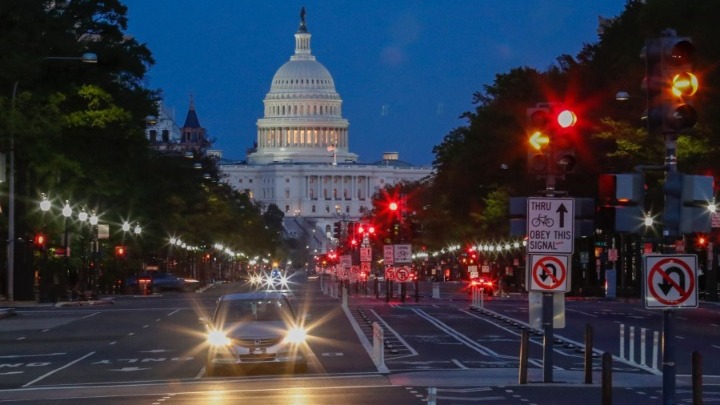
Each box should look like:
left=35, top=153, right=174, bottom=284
left=526, top=104, right=578, bottom=175
left=333, top=221, right=342, bottom=239
left=552, top=108, right=577, bottom=174
left=115, top=245, right=127, bottom=258
left=598, top=173, right=645, bottom=233
left=526, top=105, right=551, bottom=175
left=644, top=30, right=698, bottom=136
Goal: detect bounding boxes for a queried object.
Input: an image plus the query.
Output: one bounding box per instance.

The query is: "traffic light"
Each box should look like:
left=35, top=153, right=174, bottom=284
left=526, top=105, right=551, bottom=174
left=552, top=107, right=577, bottom=174
left=598, top=173, right=645, bottom=233
left=347, top=221, right=356, bottom=237
left=644, top=30, right=698, bottom=136
left=115, top=245, right=127, bottom=258
left=333, top=221, right=342, bottom=239
left=34, top=233, right=46, bottom=249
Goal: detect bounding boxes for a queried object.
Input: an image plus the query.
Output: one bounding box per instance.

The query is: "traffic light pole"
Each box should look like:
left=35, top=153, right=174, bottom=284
left=662, top=132, right=678, bottom=405
left=542, top=174, right=557, bottom=383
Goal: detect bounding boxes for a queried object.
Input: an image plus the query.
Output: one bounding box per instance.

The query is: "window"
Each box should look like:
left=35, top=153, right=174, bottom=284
left=285, top=205, right=290, bottom=213
left=149, top=129, right=157, bottom=142
left=312, top=205, right=316, bottom=213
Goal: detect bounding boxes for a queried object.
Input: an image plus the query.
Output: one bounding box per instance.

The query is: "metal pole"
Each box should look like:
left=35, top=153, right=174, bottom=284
left=602, top=352, right=612, bottom=405
left=542, top=291, right=554, bottom=382
left=6, top=82, right=17, bottom=302
left=692, top=351, right=702, bottom=405
left=584, top=323, right=593, bottom=384
left=663, top=309, right=676, bottom=405
left=519, top=329, right=529, bottom=384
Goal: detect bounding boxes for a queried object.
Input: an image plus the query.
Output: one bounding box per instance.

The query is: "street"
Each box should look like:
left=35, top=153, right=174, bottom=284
left=2, top=277, right=720, bottom=404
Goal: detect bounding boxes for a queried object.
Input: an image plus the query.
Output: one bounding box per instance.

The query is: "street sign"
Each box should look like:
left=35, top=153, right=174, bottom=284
left=340, top=255, right=352, bottom=270
left=608, top=248, right=618, bottom=262
left=395, top=266, right=412, bottom=282
left=360, top=262, right=371, bottom=274
left=383, top=245, right=394, bottom=265
left=360, top=247, right=372, bottom=262
left=528, top=254, right=570, bottom=292
left=394, top=244, right=412, bottom=263
left=643, top=254, right=698, bottom=309
left=385, top=267, right=396, bottom=281
left=527, top=197, right=575, bottom=254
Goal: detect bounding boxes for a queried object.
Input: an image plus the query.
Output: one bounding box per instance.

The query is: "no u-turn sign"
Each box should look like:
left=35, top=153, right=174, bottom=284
left=644, top=254, right=698, bottom=309
left=528, top=254, right=570, bottom=292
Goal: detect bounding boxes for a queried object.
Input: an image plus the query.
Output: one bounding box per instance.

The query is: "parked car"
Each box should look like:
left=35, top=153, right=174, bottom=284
left=201, top=292, right=308, bottom=376
left=126, top=272, right=187, bottom=293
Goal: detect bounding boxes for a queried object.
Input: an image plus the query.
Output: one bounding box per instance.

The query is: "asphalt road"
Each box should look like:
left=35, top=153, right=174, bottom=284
left=1, top=277, right=719, bottom=404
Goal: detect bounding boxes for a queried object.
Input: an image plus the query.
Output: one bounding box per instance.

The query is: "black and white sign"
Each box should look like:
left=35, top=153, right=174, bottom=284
left=360, top=247, right=372, bottom=262
left=394, top=244, right=412, bottom=263
left=644, top=254, right=698, bottom=309
left=527, top=197, right=575, bottom=254
left=529, top=254, right=570, bottom=292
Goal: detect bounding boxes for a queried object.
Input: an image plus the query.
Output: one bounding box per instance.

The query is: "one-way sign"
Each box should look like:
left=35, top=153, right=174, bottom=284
left=527, top=197, right=575, bottom=254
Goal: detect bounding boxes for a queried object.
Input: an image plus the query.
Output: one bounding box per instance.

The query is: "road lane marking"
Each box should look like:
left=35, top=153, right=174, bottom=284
left=22, top=351, right=95, bottom=387
left=0, top=353, right=66, bottom=359
left=81, top=312, right=101, bottom=319
left=451, top=359, right=469, bottom=369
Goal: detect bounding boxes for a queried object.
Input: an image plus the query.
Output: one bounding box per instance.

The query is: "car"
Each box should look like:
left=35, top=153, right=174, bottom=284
left=469, top=277, right=496, bottom=296
left=202, top=292, right=308, bottom=376
left=126, top=272, right=187, bottom=293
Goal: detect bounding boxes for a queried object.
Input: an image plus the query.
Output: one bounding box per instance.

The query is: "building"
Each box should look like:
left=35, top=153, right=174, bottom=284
left=221, top=9, right=432, bottom=251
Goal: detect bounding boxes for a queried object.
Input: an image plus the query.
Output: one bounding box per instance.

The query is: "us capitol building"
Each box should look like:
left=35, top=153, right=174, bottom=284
left=151, top=10, right=433, bottom=252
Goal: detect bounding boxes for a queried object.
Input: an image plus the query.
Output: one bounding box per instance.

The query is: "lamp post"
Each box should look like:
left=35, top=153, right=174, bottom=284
left=61, top=201, right=72, bottom=299
left=38, top=195, right=51, bottom=302
left=89, top=211, right=99, bottom=299
left=6, top=52, right=97, bottom=302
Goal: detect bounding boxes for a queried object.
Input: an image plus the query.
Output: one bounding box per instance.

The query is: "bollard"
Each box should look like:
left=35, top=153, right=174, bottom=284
left=584, top=323, right=593, bottom=384
left=432, top=283, right=440, bottom=299
left=692, top=351, right=702, bottom=405
left=372, top=322, right=385, bottom=369
left=602, top=352, right=612, bottom=405
left=518, top=330, right=529, bottom=384
left=629, top=326, right=635, bottom=363
left=640, top=328, right=647, bottom=367
left=374, top=277, right=379, bottom=299
left=619, top=324, right=625, bottom=360
left=342, top=286, right=348, bottom=309
left=652, top=331, right=660, bottom=370
left=427, top=387, right=437, bottom=405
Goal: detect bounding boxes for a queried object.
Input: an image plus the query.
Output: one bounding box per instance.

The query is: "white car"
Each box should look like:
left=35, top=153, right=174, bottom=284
left=202, top=292, right=308, bottom=376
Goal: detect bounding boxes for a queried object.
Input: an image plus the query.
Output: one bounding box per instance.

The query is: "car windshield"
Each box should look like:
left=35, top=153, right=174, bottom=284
left=216, top=299, right=290, bottom=323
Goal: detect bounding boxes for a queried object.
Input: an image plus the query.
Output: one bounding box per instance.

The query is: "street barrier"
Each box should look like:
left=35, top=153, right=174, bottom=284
left=432, top=283, right=440, bottom=299
left=619, top=323, right=660, bottom=371
left=372, top=322, right=385, bottom=369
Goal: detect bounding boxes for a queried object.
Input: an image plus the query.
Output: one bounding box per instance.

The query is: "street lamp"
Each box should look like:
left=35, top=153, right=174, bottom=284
left=6, top=52, right=97, bottom=302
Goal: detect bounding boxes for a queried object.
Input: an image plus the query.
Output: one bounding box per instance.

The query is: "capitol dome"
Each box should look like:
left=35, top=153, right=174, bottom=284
left=249, top=8, right=357, bottom=165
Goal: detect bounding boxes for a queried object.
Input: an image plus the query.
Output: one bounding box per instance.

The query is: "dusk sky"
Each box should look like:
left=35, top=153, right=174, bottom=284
left=123, top=1, right=628, bottom=165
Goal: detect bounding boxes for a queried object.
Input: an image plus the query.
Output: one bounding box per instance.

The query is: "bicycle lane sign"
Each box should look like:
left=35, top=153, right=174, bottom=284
left=527, top=197, right=574, bottom=254
left=643, top=254, right=698, bottom=309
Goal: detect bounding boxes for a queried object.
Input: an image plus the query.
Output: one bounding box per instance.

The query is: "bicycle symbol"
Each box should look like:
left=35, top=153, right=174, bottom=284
left=531, top=214, right=554, bottom=228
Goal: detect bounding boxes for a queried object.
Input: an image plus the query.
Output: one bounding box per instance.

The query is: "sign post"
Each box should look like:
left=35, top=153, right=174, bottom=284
left=644, top=254, right=698, bottom=405
left=527, top=196, right=575, bottom=383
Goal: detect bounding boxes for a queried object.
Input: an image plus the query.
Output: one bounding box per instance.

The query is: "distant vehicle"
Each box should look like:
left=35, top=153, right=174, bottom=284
left=126, top=272, right=188, bottom=293
left=201, top=292, right=308, bottom=376
left=469, top=277, right=495, bottom=296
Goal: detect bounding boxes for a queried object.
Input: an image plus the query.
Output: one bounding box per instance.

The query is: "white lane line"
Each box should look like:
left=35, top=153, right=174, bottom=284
left=167, top=309, right=181, bottom=316
left=0, top=353, right=66, bottom=359
left=81, top=312, right=101, bottom=319
left=451, top=359, right=469, bottom=369
left=22, top=351, right=95, bottom=387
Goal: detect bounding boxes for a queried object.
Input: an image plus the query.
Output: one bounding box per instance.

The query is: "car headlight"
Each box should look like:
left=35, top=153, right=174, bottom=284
left=207, top=330, right=231, bottom=346
left=283, top=326, right=307, bottom=344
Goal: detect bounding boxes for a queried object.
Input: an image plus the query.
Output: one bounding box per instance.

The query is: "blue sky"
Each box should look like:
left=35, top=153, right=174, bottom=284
left=123, top=1, right=628, bottom=165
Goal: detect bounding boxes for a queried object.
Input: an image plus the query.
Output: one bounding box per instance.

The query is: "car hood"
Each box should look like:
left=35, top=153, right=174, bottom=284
left=221, top=321, right=288, bottom=339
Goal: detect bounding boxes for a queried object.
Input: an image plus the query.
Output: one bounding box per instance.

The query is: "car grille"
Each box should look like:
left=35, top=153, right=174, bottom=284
left=233, top=337, right=282, bottom=348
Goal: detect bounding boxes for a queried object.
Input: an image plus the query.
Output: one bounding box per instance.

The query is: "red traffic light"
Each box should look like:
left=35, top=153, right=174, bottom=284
left=34, top=234, right=46, bottom=246
left=115, top=245, right=126, bottom=257
left=389, top=201, right=399, bottom=211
